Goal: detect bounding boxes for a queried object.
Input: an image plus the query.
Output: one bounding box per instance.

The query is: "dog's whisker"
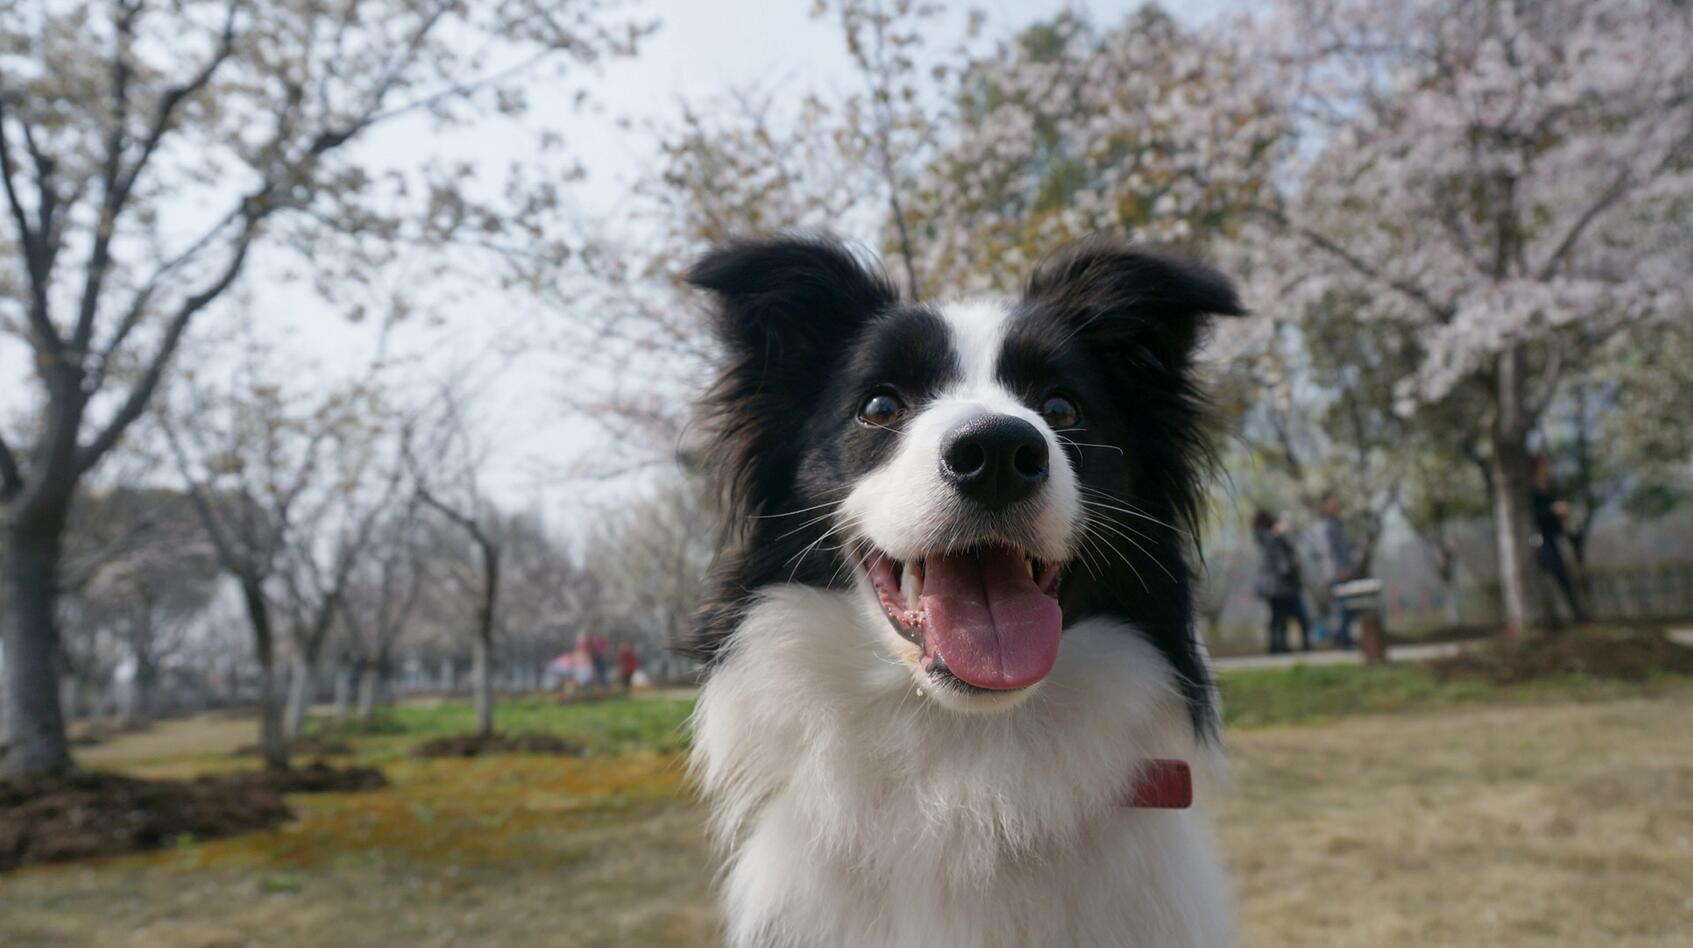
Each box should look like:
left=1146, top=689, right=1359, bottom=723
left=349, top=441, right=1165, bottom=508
left=1087, top=516, right=1177, bottom=582
left=784, top=516, right=860, bottom=584
left=769, top=510, right=846, bottom=543
left=1078, top=487, right=1191, bottom=536
left=1077, top=500, right=1162, bottom=544
left=751, top=498, right=846, bottom=520
left=822, top=536, right=863, bottom=589
left=1071, top=534, right=1105, bottom=582
left=1057, top=436, right=1125, bottom=457
left=1084, top=522, right=1151, bottom=593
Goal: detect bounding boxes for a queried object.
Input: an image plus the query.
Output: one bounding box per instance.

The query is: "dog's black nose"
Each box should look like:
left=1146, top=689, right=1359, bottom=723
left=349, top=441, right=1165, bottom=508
left=939, top=415, right=1049, bottom=510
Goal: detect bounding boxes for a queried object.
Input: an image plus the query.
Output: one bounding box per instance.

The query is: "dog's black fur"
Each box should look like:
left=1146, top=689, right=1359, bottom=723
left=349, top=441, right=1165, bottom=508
left=685, top=234, right=1244, bottom=738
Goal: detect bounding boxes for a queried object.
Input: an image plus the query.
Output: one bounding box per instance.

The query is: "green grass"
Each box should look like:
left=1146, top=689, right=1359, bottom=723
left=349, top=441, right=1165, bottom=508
left=306, top=696, right=695, bottom=759
left=1216, top=662, right=1691, bottom=728
left=302, top=663, right=1693, bottom=758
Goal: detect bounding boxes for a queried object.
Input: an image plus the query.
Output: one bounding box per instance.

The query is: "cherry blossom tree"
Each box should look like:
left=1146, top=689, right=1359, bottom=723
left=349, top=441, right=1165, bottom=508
left=403, top=386, right=505, bottom=739
left=906, top=6, right=1287, bottom=296
left=338, top=497, right=427, bottom=722
left=1237, top=0, right=1693, bottom=633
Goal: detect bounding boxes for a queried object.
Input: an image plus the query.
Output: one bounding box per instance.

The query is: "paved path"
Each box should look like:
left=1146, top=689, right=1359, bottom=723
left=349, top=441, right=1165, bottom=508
left=1215, top=627, right=1693, bottom=672
left=1213, top=639, right=1474, bottom=671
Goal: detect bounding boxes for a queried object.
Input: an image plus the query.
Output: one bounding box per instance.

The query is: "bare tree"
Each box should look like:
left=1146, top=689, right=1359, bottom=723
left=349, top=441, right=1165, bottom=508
left=58, top=487, right=219, bottom=726
left=404, top=389, right=502, bottom=738
left=275, top=457, right=399, bottom=738
left=0, top=0, right=645, bottom=775
left=159, top=346, right=377, bottom=771
left=340, top=498, right=428, bottom=721
left=820, top=0, right=945, bottom=299
left=581, top=474, right=716, bottom=663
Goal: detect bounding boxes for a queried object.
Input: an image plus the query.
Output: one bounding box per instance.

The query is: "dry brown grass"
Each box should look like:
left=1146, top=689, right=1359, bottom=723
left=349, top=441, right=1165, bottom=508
left=4, top=688, right=1692, bottom=946
left=1217, top=692, right=1693, bottom=946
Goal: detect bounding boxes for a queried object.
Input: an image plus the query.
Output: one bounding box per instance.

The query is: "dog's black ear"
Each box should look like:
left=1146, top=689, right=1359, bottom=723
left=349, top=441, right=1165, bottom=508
left=1025, top=238, right=1244, bottom=372
left=683, top=237, right=896, bottom=667
left=685, top=235, right=896, bottom=363
left=685, top=235, right=894, bottom=526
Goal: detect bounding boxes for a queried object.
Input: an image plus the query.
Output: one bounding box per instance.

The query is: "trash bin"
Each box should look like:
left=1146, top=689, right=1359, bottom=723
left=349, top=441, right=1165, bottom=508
left=1333, top=578, right=1386, bottom=665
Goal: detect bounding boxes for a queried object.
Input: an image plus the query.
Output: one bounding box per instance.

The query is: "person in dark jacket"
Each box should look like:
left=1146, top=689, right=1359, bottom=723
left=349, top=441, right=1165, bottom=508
left=1320, top=490, right=1359, bottom=650
left=1254, top=509, right=1312, bottom=654
left=1531, top=455, right=1589, bottom=623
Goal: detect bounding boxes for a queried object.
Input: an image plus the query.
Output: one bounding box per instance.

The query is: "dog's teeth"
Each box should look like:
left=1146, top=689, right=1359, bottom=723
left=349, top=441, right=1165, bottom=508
left=903, top=560, right=923, bottom=610
left=1028, top=558, right=1037, bottom=579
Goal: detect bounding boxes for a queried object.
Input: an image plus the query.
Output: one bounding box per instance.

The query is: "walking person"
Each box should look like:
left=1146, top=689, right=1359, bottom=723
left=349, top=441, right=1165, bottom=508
left=588, top=631, right=611, bottom=691
left=617, top=642, right=642, bottom=694
left=1530, top=455, right=1589, bottom=624
left=1253, top=509, right=1312, bottom=654
left=1319, top=489, right=1359, bottom=650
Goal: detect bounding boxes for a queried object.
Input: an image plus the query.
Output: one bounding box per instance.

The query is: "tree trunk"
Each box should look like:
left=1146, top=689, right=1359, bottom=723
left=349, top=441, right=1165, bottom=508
left=331, top=662, right=354, bottom=717
left=122, top=621, right=157, bottom=728
left=2, top=510, right=75, bottom=775
left=284, top=651, right=315, bottom=740
left=1442, top=573, right=1463, bottom=628
left=240, top=580, right=289, bottom=772
left=1488, top=350, right=1539, bottom=637
left=472, top=632, right=494, bottom=738
left=59, top=676, right=82, bottom=725
left=356, top=660, right=382, bottom=721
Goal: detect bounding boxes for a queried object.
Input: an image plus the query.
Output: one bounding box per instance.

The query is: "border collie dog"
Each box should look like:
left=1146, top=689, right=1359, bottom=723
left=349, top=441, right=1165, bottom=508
left=685, top=235, right=1245, bottom=947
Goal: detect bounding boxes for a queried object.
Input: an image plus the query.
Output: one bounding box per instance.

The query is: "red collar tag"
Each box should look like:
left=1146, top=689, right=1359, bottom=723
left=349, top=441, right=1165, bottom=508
left=1126, top=759, right=1192, bottom=809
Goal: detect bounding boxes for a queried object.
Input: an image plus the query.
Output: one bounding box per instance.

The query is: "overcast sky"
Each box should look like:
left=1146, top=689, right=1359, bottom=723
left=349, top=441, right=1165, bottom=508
left=6, top=0, right=1232, bottom=534
left=267, top=0, right=1238, bottom=524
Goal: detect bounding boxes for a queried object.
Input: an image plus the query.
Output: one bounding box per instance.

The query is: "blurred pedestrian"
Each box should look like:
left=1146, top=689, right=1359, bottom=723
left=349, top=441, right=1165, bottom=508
left=1319, top=489, right=1359, bottom=650
left=572, top=630, right=594, bottom=692
left=589, top=631, right=611, bottom=690
left=617, top=642, right=642, bottom=693
left=1253, top=509, right=1312, bottom=654
left=1531, top=455, right=1589, bottom=624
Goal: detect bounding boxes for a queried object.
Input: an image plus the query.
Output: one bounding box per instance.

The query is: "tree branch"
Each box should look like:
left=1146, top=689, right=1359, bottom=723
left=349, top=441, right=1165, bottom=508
left=1526, top=343, right=1564, bottom=419
left=72, top=2, right=240, bottom=353
left=0, top=428, right=22, bottom=501
left=160, top=418, right=247, bottom=577
left=1537, top=123, right=1693, bottom=280
left=0, top=98, right=35, bottom=250
left=77, top=215, right=259, bottom=472
left=0, top=94, right=65, bottom=358
left=87, top=203, right=246, bottom=393
left=1252, top=204, right=1452, bottom=322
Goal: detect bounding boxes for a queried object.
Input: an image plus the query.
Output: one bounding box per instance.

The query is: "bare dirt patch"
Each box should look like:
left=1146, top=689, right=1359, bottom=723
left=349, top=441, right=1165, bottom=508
left=231, top=737, right=354, bottom=758
left=411, top=732, right=585, bottom=758
left=1428, top=628, right=1693, bottom=684
left=220, top=762, right=388, bottom=794
left=0, top=763, right=386, bottom=873
left=0, top=772, right=291, bottom=873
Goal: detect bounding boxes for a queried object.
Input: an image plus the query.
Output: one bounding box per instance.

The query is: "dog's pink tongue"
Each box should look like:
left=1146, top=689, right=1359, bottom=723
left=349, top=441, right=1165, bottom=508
left=920, top=548, right=1061, bottom=690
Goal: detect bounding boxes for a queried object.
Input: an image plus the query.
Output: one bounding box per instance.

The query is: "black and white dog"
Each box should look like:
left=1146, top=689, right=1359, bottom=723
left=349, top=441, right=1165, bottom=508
left=684, top=235, right=1244, bottom=947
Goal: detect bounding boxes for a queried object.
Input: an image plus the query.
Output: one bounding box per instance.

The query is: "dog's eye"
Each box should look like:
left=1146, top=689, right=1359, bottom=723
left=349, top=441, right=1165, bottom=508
left=1041, top=394, right=1080, bottom=429
left=859, top=393, right=906, bottom=427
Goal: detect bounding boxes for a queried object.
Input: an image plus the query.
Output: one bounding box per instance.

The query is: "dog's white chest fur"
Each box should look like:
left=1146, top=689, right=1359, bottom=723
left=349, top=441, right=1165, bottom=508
left=691, top=586, right=1234, bottom=947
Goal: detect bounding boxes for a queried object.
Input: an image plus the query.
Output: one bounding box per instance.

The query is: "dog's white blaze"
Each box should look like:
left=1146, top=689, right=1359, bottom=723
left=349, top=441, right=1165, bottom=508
left=942, top=298, right=1012, bottom=386
left=840, top=298, right=1081, bottom=566
left=691, top=586, right=1233, bottom=948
